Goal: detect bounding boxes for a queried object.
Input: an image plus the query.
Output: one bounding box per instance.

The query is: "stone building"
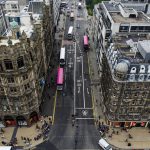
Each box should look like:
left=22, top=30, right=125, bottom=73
left=92, top=1, right=150, bottom=127
left=101, top=33, right=150, bottom=127
left=0, top=0, right=54, bottom=127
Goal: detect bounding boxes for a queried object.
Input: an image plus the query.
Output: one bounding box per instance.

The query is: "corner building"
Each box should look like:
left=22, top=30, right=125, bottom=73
left=101, top=34, right=150, bottom=127
left=0, top=1, right=54, bottom=127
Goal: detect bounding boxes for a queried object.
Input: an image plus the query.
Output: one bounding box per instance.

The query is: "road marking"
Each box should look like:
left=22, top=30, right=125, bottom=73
left=77, top=86, right=80, bottom=93
left=77, top=83, right=82, bottom=87
left=87, top=88, right=89, bottom=94
left=52, top=90, right=57, bottom=125
left=81, top=56, right=86, bottom=108
left=76, top=108, right=93, bottom=110
left=76, top=118, right=95, bottom=120
left=82, top=110, right=88, bottom=116
left=74, top=42, right=77, bottom=115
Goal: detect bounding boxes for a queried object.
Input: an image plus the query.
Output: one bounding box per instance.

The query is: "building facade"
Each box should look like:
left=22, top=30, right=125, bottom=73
left=0, top=0, right=54, bottom=127
left=52, top=0, right=61, bottom=27
left=92, top=1, right=150, bottom=127
left=101, top=33, right=150, bottom=127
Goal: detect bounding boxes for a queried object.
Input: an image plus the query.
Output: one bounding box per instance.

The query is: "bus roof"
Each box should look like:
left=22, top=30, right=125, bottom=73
left=60, top=47, right=65, bottom=60
left=0, top=146, right=12, bottom=150
left=68, top=26, right=73, bottom=34
left=57, top=68, right=64, bottom=84
left=83, top=35, right=88, bottom=45
left=70, top=12, right=74, bottom=17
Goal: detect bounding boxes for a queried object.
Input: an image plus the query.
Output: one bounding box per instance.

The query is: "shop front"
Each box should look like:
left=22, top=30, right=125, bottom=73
left=4, top=116, right=16, bottom=127
left=29, top=111, right=39, bottom=124
left=16, top=116, right=27, bottom=126
left=109, top=121, right=147, bottom=128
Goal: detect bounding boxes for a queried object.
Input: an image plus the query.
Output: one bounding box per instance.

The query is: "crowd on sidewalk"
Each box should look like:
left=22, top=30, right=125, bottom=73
left=0, top=116, right=52, bottom=149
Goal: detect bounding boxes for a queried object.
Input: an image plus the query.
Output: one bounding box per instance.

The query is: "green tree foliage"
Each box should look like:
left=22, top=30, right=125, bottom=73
left=86, top=0, right=104, bottom=16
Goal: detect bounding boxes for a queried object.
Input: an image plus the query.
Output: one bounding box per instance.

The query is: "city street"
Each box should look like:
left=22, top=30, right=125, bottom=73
left=37, top=0, right=100, bottom=149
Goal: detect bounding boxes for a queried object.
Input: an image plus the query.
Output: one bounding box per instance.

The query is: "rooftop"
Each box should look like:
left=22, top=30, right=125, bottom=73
left=110, top=12, right=149, bottom=23
left=106, top=33, right=150, bottom=82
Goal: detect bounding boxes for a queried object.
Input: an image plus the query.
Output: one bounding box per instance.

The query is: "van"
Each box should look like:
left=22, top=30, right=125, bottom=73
left=98, top=138, right=112, bottom=150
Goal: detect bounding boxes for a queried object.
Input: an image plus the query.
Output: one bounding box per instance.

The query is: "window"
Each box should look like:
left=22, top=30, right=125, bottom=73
left=7, top=77, right=15, bottom=83
left=24, top=83, right=30, bottom=90
left=29, top=52, right=33, bottom=62
left=4, top=59, right=13, bottom=70
left=11, top=4, right=17, bottom=9
left=0, top=87, right=4, bottom=92
left=0, top=63, right=3, bottom=71
left=22, top=74, right=28, bottom=80
left=10, top=87, right=17, bottom=93
left=17, top=56, right=25, bottom=69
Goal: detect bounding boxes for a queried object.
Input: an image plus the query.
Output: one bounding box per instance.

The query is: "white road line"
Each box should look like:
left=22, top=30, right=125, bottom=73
left=78, top=86, right=80, bottom=93
left=87, top=88, right=89, bottom=94
left=76, top=108, right=93, bottom=110
left=81, top=56, right=86, bottom=108
left=76, top=118, right=95, bottom=120
left=74, top=42, right=77, bottom=115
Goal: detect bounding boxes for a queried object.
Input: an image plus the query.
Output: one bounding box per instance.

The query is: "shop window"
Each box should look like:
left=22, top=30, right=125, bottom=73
left=22, top=74, right=28, bottom=80
left=10, top=87, right=17, bottom=93
left=4, top=59, right=13, bottom=70
left=7, top=77, right=15, bottom=83
left=17, top=56, right=24, bottom=69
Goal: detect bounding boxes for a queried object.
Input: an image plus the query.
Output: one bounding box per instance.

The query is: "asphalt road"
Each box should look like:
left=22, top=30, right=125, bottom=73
left=37, top=0, right=101, bottom=149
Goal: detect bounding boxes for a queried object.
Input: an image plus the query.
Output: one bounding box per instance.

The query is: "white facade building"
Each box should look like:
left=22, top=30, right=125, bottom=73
left=93, top=1, right=150, bottom=76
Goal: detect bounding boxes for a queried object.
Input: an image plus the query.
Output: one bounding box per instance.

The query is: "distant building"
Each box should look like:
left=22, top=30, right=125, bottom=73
left=0, top=0, right=54, bottom=127
left=93, top=1, right=150, bottom=127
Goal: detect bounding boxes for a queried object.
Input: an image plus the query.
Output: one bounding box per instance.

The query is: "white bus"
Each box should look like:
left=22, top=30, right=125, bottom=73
left=67, top=26, right=73, bottom=40
left=60, top=47, right=66, bottom=66
left=70, top=12, right=74, bottom=21
left=78, top=2, right=82, bottom=9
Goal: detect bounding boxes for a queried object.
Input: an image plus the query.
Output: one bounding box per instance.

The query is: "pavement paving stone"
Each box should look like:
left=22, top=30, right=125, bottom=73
left=0, top=127, right=14, bottom=146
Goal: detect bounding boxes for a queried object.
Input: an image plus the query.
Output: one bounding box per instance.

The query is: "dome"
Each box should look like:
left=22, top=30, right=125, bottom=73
left=115, top=62, right=128, bottom=73
left=10, top=19, right=18, bottom=29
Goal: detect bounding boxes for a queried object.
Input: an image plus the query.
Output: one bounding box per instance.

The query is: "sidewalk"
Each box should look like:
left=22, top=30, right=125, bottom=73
left=0, top=116, right=51, bottom=149
left=87, top=16, right=106, bottom=125
left=106, top=127, right=150, bottom=149
left=87, top=16, right=150, bottom=150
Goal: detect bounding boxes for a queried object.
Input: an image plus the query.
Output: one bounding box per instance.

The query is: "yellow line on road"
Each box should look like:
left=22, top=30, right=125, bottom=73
left=52, top=90, right=57, bottom=125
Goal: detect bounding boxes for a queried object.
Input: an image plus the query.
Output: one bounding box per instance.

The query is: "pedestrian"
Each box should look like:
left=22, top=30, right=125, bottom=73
left=98, top=116, right=100, bottom=120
